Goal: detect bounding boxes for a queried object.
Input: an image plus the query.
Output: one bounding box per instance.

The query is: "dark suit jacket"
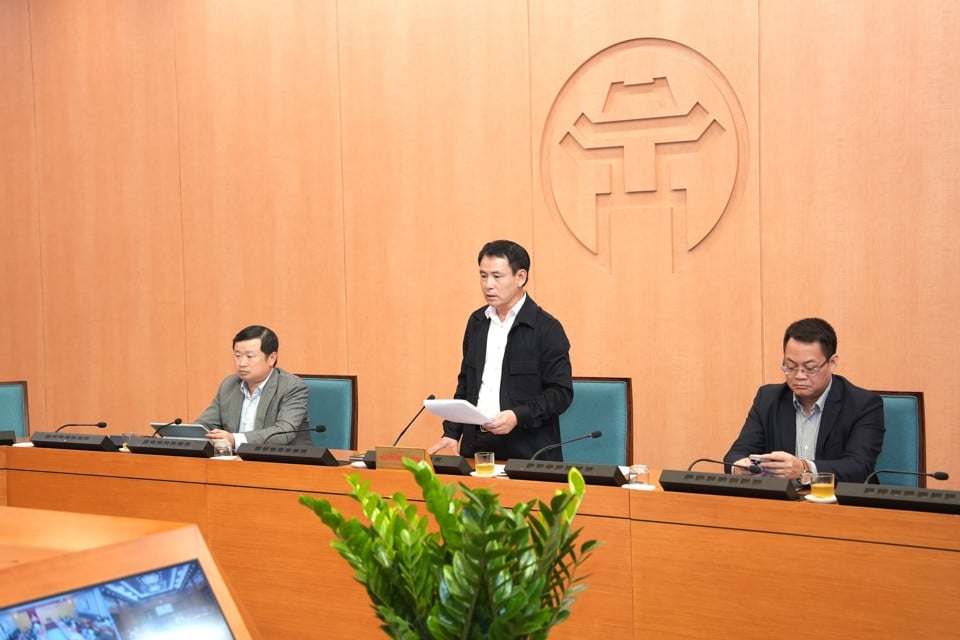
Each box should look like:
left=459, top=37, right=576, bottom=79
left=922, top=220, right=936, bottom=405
left=196, top=367, right=310, bottom=445
left=724, top=375, right=885, bottom=483
left=442, top=295, right=574, bottom=461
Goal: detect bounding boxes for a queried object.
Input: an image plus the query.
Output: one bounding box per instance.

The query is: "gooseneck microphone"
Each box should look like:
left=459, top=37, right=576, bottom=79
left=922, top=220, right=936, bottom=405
left=55, top=421, right=108, bottom=433
left=688, top=458, right=763, bottom=475
left=263, top=424, right=327, bottom=444
left=153, top=418, right=182, bottom=437
left=530, top=430, right=602, bottom=461
left=864, top=469, right=950, bottom=484
left=392, top=394, right=436, bottom=446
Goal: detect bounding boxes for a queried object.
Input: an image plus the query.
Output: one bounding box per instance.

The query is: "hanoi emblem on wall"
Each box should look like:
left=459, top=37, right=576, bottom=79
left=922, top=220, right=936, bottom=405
left=541, top=38, right=749, bottom=270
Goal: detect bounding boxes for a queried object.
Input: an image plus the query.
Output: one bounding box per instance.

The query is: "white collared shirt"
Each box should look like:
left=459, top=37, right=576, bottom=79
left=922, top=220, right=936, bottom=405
left=234, top=369, right=274, bottom=446
left=793, top=377, right=833, bottom=475
left=476, top=294, right=527, bottom=418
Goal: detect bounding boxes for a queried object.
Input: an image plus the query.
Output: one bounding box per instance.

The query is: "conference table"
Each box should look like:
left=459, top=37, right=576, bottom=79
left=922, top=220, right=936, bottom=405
left=1, top=445, right=957, bottom=639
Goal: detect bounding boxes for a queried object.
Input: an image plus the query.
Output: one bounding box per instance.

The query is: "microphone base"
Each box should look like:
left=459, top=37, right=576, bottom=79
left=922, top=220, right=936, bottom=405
left=504, top=459, right=627, bottom=486
left=430, top=454, right=472, bottom=476
left=237, top=443, right=339, bottom=466
left=658, top=469, right=800, bottom=501
left=0, top=430, right=15, bottom=446
left=835, top=482, right=960, bottom=515
left=31, top=432, right=119, bottom=452
left=127, top=437, right=214, bottom=458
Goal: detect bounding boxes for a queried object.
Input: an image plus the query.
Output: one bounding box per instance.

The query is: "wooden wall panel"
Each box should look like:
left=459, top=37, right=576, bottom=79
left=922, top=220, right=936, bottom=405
left=529, top=1, right=761, bottom=469
left=29, top=0, right=186, bottom=431
left=0, top=0, right=957, bottom=487
left=759, top=1, right=960, bottom=483
left=0, top=0, right=46, bottom=430
left=175, top=0, right=346, bottom=419
left=337, top=0, right=534, bottom=450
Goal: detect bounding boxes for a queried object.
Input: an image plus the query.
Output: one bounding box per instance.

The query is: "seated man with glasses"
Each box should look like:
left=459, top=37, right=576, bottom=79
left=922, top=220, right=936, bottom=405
left=724, top=317, right=885, bottom=484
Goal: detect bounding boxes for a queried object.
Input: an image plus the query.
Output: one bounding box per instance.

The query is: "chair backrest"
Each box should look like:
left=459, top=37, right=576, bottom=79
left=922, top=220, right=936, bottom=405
left=0, top=381, right=29, bottom=438
left=873, top=390, right=925, bottom=487
left=296, top=375, right=358, bottom=450
left=558, top=377, right=632, bottom=466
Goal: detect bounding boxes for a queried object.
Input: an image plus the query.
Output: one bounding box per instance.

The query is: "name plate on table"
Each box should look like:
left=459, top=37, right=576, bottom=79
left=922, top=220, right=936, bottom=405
left=374, top=446, right=432, bottom=471
left=31, top=432, right=119, bottom=452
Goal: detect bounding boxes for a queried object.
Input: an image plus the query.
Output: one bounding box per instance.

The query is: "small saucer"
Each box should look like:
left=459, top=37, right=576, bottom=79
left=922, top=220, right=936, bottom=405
left=210, top=455, right=238, bottom=461
left=804, top=494, right=837, bottom=504
left=470, top=471, right=497, bottom=478
left=12, top=441, right=34, bottom=447
left=621, top=483, right=656, bottom=491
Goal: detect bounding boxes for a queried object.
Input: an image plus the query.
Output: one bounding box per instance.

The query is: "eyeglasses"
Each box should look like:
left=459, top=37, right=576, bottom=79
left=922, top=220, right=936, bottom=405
left=780, top=358, right=829, bottom=376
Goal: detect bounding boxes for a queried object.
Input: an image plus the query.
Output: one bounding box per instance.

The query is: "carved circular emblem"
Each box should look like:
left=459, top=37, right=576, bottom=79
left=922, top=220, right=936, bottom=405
left=541, top=38, right=749, bottom=266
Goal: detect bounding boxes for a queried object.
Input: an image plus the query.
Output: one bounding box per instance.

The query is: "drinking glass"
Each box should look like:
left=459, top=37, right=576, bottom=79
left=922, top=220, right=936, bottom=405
left=213, top=439, right=233, bottom=458
left=474, top=451, right=495, bottom=476
left=627, top=464, right=649, bottom=485
left=810, top=472, right=835, bottom=499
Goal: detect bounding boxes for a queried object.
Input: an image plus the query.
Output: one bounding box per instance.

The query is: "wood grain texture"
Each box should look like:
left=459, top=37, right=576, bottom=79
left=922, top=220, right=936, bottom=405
left=758, top=1, right=960, bottom=481
left=0, top=0, right=957, bottom=487
left=173, top=0, right=348, bottom=416
left=0, top=0, right=46, bottom=430
left=335, top=0, right=536, bottom=452
left=28, top=0, right=187, bottom=429
left=4, top=450, right=958, bottom=639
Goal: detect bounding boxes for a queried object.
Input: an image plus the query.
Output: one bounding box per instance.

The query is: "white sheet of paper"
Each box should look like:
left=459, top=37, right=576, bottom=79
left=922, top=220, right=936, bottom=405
left=423, top=398, right=495, bottom=425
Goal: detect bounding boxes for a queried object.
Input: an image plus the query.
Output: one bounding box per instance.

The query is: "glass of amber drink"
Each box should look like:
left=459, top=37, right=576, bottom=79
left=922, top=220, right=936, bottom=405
left=810, top=472, right=835, bottom=500
left=474, top=451, right=495, bottom=476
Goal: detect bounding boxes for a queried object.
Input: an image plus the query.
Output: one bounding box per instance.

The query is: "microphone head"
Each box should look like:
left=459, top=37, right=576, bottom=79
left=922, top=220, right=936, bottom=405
left=426, top=394, right=436, bottom=401
left=96, top=421, right=107, bottom=428
left=313, top=424, right=327, bottom=433
left=589, top=430, right=602, bottom=438
left=173, top=418, right=182, bottom=425
left=932, top=471, right=950, bottom=481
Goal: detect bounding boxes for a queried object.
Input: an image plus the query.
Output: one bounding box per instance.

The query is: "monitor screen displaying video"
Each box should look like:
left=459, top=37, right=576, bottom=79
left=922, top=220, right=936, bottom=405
left=0, top=559, right=234, bottom=639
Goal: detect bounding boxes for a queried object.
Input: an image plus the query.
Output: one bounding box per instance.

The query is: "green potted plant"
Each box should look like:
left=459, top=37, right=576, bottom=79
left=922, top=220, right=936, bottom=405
left=300, top=458, right=600, bottom=639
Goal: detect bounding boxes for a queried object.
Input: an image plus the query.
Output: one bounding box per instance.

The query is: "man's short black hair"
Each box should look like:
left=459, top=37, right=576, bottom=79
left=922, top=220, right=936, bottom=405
left=233, top=325, right=279, bottom=356
left=478, top=240, right=530, bottom=283
left=783, top=318, right=837, bottom=359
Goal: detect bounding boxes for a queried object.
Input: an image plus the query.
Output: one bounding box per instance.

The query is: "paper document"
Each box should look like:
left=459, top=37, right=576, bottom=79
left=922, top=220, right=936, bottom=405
left=423, top=399, right=495, bottom=425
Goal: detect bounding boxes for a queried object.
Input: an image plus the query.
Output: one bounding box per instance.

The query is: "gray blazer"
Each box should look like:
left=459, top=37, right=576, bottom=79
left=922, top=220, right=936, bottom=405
left=196, top=367, right=309, bottom=445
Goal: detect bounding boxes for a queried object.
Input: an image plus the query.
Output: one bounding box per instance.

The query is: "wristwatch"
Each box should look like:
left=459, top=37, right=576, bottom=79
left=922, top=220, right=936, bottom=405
left=797, top=459, right=813, bottom=485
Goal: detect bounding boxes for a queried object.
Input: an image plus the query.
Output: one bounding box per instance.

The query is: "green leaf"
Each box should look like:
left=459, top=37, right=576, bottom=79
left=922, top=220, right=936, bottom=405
left=301, top=457, right=600, bottom=639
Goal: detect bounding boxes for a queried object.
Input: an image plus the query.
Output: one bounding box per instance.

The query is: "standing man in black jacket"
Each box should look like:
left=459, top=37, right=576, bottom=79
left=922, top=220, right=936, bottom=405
left=428, top=240, right=574, bottom=461
left=724, top=317, right=885, bottom=484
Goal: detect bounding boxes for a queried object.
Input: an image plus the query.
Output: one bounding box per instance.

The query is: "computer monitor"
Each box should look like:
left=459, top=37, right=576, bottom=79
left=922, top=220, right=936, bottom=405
left=0, top=506, right=255, bottom=639
left=149, top=422, right=211, bottom=440
left=0, top=559, right=235, bottom=639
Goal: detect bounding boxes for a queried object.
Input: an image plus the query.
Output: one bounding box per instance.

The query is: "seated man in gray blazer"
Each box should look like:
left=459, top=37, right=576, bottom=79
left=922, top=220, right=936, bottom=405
left=197, top=325, right=309, bottom=448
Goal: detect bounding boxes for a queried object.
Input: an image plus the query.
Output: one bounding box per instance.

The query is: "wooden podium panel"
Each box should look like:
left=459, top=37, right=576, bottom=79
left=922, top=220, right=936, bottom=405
left=205, top=462, right=634, bottom=639
left=5, top=448, right=208, bottom=536
left=6, top=448, right=959, bottom=639
left=629, top=488, right=960, bottom=639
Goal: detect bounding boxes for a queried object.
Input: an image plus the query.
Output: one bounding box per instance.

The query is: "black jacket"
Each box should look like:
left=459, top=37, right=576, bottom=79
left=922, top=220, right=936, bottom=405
left=443, top=295, right=573, bottom=461
left=724, top=375, right=885, bottom=483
